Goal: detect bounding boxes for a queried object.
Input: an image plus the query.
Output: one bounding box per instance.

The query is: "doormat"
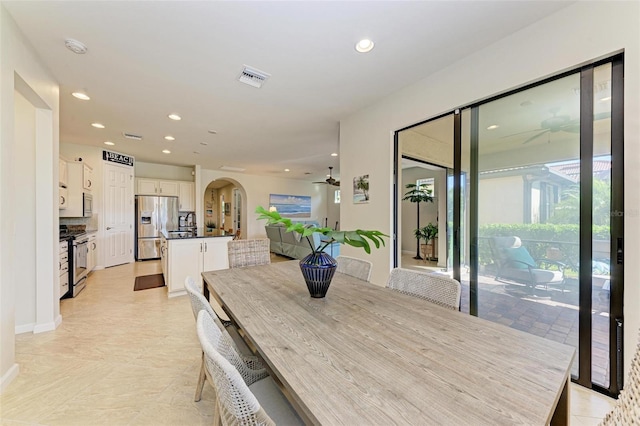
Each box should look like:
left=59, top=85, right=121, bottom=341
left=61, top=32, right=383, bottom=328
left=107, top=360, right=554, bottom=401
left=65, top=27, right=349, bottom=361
left=134, top=273, right=165, bottom=291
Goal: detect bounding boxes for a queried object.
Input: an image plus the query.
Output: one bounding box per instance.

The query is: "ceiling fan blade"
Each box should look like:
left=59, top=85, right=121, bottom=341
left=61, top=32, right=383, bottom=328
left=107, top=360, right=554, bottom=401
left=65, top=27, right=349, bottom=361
left=500, top=128, right=543, bottom=139
left=312, top=181, right=328, bottom=184
left=332, top=181, right=340, bottom=187
left=523, top=130, right=549, bottom=144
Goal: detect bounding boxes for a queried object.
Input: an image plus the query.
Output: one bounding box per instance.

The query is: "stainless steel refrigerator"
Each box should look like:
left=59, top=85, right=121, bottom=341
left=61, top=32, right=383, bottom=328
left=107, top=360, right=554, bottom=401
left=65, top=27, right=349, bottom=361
left=135, top=195, right=179, bottom=260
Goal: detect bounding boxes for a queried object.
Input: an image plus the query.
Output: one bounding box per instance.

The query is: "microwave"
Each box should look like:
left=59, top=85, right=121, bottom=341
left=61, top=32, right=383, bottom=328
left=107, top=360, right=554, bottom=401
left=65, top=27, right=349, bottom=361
left=83, top=193, right=93, bottom=217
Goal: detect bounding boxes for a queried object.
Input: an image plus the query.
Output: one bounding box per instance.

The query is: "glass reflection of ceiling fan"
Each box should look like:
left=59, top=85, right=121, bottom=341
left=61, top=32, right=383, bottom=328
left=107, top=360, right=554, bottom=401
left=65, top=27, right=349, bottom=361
left=504, top=107, right=612, bottom=144
left=313, top=166, right=340, bottom=186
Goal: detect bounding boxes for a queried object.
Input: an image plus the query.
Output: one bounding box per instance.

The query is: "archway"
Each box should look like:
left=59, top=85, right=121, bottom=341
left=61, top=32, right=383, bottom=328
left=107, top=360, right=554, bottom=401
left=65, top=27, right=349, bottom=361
left=202, top=178, right=247, bottom=238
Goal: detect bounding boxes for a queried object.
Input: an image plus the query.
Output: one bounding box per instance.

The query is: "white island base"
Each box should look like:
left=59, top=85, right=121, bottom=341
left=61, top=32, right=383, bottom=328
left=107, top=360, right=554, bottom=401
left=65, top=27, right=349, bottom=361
left=161, top=230, right=233, bottom=298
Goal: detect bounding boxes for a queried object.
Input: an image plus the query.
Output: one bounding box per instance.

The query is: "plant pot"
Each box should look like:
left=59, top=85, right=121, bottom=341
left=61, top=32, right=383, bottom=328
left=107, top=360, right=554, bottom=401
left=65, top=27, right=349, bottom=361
left=299, top=252, right=337, bottom=298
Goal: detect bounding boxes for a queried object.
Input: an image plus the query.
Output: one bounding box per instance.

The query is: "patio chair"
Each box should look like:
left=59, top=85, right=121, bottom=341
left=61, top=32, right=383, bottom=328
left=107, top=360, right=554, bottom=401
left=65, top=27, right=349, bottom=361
left=489, top=236, right=566, bottom=293
left=386, top=268, right=461, bottom=310
left=228, top=238, right=271, bottom=268
left=336, top=255, right=373, bottom=282
left=600, top=329, right=640, bottom=425
left=196, top=311, right=303, bottom=425
left=185, top=277, right=262, bottom=401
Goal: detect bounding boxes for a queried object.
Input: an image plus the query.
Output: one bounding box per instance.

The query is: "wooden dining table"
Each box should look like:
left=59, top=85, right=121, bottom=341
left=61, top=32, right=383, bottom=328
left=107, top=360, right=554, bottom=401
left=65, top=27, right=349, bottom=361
left=202, top=260, right=575, bottom=425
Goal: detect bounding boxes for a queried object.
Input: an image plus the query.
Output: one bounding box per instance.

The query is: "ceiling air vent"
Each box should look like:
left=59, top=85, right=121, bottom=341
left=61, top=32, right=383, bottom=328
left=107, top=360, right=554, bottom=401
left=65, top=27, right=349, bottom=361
left=220, top=165, right=246, bottom=172
left=123, top=132, right=143, bottom=141
left=238, top=66, right=270, bottom=88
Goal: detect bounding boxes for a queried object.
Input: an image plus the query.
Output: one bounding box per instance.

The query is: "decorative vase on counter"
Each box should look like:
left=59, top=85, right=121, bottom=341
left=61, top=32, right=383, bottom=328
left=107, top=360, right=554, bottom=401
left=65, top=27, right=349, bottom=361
left=299, top=252, right=337, bottom=298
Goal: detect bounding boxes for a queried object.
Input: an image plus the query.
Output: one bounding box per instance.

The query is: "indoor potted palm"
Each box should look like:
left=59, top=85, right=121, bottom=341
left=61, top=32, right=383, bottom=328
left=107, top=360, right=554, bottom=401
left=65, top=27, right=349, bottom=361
left=256, top=206, right=387, bottom=297
left=403, top=183, right=434, bottom=260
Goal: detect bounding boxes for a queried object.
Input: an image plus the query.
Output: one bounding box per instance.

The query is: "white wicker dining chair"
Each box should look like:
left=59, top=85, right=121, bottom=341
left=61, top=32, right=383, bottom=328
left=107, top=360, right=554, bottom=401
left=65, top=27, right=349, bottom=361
left=185, top=277, right=266, bottom=402
left=228, top=238, right=271, bottom=269
left=600, top=330, right=640, bottom=425
left=336, top=255, right=373, bottom=282
left=386, top=268, right=461, bottom=310
left=197, top=311, right=303, bottom=426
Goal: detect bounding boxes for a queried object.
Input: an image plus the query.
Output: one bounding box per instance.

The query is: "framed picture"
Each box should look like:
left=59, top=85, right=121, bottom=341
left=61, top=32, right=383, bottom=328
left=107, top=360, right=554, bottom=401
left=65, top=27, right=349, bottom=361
left=224, top=202, right=231, bottom=215
left=353, top=174, right=370, bottom=204
left=269, top=194, right=311, bottom=218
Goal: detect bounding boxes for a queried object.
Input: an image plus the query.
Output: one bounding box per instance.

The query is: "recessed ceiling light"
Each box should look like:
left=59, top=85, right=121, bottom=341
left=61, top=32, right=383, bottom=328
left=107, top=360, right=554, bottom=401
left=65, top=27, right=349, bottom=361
left=162, top=149, right=171, bottom=154
left=104, top=141, right=115, bottom=146
left=91, top=122, right=105, bottom=129
left=164, top=135, right=175, bottom=141
left=168, top=114, right=181, bottom=121
left=64, top=38, right=87, bottom=54
left=355, top=39, right=375, bottom=53
left=599, top=96, right=612, bottom=102
left=487, top=125, right=499, bottom=130
left=200, top=142, right=208, bottom=146
left=331, top=152, right=338, bottom=157
left=72, top=92, right=90, bottom=100
left=284, top=169, right=290, bottom=172
left=208, top=130, right=218, bottom=134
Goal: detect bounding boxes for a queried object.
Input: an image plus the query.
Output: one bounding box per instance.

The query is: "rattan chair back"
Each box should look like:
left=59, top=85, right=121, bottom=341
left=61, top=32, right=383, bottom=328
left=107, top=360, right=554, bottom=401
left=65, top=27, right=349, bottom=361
left=336, top=255, right=373, bottom=282
left=386, top=268, right=461, bottom=310
left=228, top=238, right=271, bottom=269
left=197, top=311, right=275, bottom=426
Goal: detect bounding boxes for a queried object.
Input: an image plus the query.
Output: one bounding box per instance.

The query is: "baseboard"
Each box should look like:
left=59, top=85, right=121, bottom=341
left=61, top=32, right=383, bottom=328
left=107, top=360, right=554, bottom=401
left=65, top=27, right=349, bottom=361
left=15, top=323, right=35, bottom=334
left=33, top=320, right=57, bottom=334
left=54, top=314, right=62, bottom=329
left=0, top=363, right=20, bottom=394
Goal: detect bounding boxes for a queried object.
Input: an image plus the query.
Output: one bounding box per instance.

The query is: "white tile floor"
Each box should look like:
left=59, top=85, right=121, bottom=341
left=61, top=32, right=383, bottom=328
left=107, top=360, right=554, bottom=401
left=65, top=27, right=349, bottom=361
left=1, top=257, right=616, bottom=425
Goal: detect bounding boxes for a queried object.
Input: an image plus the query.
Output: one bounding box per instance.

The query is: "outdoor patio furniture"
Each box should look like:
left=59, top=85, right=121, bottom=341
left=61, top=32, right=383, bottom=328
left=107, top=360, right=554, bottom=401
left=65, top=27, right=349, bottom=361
left=489, top=236, right=566, bottom=293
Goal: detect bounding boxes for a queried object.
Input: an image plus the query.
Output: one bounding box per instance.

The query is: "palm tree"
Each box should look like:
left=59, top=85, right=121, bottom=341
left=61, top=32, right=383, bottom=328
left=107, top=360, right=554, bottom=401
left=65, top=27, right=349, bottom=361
left=403, top=183, right=434, bottom=259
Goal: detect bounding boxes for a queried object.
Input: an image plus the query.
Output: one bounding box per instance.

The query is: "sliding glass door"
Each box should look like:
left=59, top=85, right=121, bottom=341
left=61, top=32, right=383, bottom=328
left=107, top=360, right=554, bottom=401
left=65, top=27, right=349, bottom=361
left=394, top=54, right=624, bottom=396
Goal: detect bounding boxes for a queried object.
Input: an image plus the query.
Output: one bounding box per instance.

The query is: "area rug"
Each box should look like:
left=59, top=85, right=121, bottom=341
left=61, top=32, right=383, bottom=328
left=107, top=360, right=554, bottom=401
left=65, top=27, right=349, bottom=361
left=134, top=273, right=165, bottom=291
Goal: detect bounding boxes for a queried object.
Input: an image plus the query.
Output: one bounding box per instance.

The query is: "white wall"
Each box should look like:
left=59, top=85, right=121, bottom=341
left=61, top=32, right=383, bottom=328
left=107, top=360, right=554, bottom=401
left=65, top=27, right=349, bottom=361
left=199, top=169, right=328, bottom=240
left=135, top=161, right=194, bottom=181
left=1, top=5, right=60, bottom=391
left=340, top=1, right=640, bottom=378
left=13, top=91, right=37, bottom=330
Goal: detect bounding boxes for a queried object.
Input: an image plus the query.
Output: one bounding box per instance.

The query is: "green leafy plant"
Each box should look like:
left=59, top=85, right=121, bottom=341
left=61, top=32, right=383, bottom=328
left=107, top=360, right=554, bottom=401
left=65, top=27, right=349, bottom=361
left=205, top=221, right=216, bottom=229
left=256, top=206, right=387, bottom=254
left=422, top=222, right=438, bottom=243
left=403, top=183, right=434, bottom=259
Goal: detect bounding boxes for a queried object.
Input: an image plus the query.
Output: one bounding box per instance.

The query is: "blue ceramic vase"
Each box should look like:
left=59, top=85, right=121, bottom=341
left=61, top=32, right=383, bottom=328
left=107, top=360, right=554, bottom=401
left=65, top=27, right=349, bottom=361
left=299, top=252, right=337, bottom=298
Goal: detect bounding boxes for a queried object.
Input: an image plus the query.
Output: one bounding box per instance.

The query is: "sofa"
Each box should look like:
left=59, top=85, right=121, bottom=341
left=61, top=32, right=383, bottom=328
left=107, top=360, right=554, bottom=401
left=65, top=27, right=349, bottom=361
left=265, top=224, right=340, bottom=259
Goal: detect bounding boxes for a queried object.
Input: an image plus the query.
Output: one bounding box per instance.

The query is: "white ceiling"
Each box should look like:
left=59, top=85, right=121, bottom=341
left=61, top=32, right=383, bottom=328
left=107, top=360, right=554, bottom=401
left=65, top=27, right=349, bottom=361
left=3, top=1, right=573, bottom=183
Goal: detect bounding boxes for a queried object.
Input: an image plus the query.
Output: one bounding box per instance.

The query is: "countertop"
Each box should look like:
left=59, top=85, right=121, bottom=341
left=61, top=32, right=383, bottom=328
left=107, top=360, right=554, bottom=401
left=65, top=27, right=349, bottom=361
left=161, top=228, right=233, bottom=240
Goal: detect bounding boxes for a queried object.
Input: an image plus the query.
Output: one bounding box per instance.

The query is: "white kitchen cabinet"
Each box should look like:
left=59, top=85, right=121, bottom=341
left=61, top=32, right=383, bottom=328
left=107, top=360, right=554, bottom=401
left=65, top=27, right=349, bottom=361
left=59, top=158, right=68, bottom=188
left=59, top=240, right=69, bottom=299
left=165, top=236, right=232, bottom=297
left=59, top=187, right=68, bottom=209
left=87, top=234, right=97, bottom=273
left=159, top=180, right=178, bottom=196
left=83, top=163, right=94, bottom=191
left=136, top=178, right=180, bottom=196
left=60, top=162, right=92, bottom=217
left=178, top=181, right=195, bottom=211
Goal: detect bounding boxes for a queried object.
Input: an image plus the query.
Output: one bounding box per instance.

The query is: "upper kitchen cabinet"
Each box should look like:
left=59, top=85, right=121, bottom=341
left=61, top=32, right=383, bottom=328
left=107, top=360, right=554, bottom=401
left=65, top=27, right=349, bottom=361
left=178, top=181, right=195, bottom=211
left=83, top=164, right=94, bottom=191
left=136, top=178, right=179, bottom=196
left=59, top=158, right=68, bottom=188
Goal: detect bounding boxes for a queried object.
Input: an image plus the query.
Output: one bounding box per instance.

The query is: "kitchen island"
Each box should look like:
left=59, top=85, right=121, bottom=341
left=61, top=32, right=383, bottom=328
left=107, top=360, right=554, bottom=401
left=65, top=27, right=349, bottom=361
left=160, top=228, right=233, bottom=297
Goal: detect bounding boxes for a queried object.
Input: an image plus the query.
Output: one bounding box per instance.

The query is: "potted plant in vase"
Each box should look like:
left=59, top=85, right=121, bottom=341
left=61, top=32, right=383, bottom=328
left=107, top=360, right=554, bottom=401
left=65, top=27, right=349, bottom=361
left=422, top=222, right=438, bottom=261
left=256, top=206, right=387, bottom=298
left=205, top=221, right=216, bottom=231
left=403, top=183, right=434, bottom=260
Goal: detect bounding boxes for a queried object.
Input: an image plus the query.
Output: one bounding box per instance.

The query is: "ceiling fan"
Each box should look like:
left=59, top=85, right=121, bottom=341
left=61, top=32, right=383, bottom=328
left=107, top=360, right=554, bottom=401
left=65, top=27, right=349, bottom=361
left=520, top=108, right=579, bottom=144
left=313, top=167, right=340, bottom=186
